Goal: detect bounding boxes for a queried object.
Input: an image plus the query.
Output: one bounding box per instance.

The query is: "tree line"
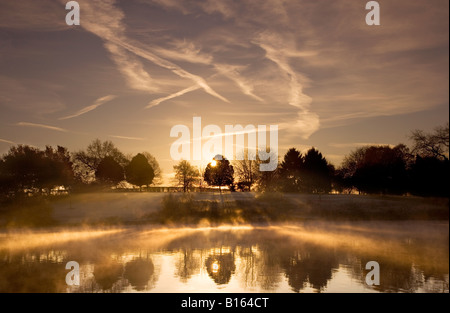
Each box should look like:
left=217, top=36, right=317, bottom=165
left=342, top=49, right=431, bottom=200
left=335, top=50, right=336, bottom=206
left=0, top=139, right=162, bottom=199
left=0, top=123, right=448, bottom=199
left=174, top=123, right=449, bottom=197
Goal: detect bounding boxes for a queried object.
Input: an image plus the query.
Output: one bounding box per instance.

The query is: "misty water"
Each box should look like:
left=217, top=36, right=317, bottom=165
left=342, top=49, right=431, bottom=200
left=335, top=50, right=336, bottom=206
left=0, top=221, right=448, bottom=293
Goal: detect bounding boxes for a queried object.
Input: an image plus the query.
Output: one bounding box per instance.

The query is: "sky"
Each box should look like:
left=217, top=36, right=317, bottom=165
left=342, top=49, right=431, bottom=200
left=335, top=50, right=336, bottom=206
left=0, top=0, right=448, bottom=184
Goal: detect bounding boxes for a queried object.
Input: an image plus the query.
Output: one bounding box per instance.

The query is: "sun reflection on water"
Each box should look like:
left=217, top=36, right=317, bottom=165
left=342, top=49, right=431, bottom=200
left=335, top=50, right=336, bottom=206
left=0, top=222, right=448, bottom=293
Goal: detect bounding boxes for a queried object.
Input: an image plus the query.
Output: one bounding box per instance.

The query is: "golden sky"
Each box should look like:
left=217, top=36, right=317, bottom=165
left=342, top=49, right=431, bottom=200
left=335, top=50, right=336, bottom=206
left=0, top=0, right=448, bottom=182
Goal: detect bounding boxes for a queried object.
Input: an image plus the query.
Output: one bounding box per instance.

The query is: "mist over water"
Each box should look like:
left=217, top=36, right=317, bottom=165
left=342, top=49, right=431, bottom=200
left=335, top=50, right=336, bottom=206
left=0, top=221, right=448, bottom=293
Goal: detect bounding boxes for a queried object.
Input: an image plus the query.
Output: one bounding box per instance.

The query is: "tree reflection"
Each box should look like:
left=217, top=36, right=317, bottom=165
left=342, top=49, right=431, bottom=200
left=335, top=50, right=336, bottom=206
left=124, top=256, right=155, bottom=291
left=0, top=252, right=67, bottom=293
left=238, top=245, right=281, bottom=291
left=279, top=244, right=339, bottom=293
left=205, top=249, right=236, bottom=285
left=174, top=249, right=201, bottom=283
left=93, top=262, right=123, bottom=291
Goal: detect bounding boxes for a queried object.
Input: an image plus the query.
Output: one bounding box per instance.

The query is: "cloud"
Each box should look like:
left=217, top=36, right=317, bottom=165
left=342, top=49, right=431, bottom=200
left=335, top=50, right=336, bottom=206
left=329, top=143, right=395, bottom=149
left=254, top=32, right=320, bottom=139
left=109, top=135, right=146, bottom=141
left=0, top=138, right=15, bottom=145
left=78, top=0, right=229, bottom=104
left=59, top=95, right=117, bottom=120
left=214, top=64, right=264, bottom=102
left=147, top=85, right=200, bottom=109
left=104, top=43, right=160, bottom=93
left=16, top=122, right=68, bottom=133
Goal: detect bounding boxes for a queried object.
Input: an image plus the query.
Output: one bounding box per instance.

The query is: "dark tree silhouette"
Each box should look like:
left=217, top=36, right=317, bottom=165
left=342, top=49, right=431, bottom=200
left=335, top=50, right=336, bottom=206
left=95, top=156, right=124, bottom=186
left=0, top=145, right=74, bottom=196
left=302, top=148, right=334, bottom=194
left=125, top=153, right=154, bottom=191
left=410, top=123, right=449, bottom=160
left=340, top=145, right=409, bottom=195
left=279, top=148, right=303, bottom=192
left=409, top=156, right=449, bottom=197
left=204, top=155, right=234, bottom=193
left=233, top=150, right=259, bottom=192
left=173, top=160, right=199, bottom=192
left=141, top=152, right=163, bottom=185
left=73, top=139, right=127, bottom=183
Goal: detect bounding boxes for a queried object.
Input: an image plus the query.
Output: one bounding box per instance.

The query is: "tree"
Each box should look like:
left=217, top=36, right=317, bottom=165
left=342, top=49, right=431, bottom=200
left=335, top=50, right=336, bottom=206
left=409, top=156, right=449, bottom=197
left=173, top=160, right=199, bottom=192
left=410, top=123, right=449, bottom=160
left=204, top=155, right=234, bottom=193
left=340, top=145, right=409, bottom=195
left=279, top=148, right=303, bottom=192
left=0, top=145, right=74, bottom=196
left=302, top=148, right=334, bottom=194
left=73, top=139, right=127, bottom=183
left=233, top=150, right=259, bottom=191
left=125, top=153, right=154, bottom=191
left=95, top=156, right=124, bottom=186
left=141, top=152, right=163, bottom=186
left=43, top=145, right=74, bottom=190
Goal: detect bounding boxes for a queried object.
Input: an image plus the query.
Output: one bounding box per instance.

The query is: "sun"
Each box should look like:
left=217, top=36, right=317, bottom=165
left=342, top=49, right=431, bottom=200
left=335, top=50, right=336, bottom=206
left=211, top=160, right=217, bottom=167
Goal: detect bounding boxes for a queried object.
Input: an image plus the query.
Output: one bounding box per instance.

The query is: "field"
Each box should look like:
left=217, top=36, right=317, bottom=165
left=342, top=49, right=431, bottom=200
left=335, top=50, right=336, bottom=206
left=0, top=192, right=448, bottom=228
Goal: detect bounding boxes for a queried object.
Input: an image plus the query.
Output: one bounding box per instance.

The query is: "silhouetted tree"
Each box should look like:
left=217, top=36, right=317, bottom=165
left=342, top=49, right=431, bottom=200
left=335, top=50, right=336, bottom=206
left=410, top=123, right=449, bottom=161
left=204, top=155, right=234, bottom=193
left=95, top=156, right=124, bottom=186
left=73, top=139, right=127, bottom=183
left=302, top=148, right=334, bottom=194
left=141, top=152, right=163, bottom=185
left=340, top=145, right=409, bottom=194
left=125, top=153, right=154, bottom=191
left=0, top=145, right=74, bottom=196
left=279, top=148, right=303, bottom=192
left=409, top=156, right=449, bottom=197
left=233, top=150, right=259, bottom=191
left=173, top=160, right=199, bottom=192
left=43, top=145, right=74, bottom=190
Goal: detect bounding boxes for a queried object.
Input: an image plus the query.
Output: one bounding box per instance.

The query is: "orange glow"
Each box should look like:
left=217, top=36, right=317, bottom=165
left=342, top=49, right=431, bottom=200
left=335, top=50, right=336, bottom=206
left=212, top=261, right=220, bottom=273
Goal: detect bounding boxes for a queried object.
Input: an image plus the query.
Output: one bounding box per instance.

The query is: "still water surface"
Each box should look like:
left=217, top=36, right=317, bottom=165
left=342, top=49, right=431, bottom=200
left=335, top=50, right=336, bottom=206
left=0, top=221, right=448, bottom=293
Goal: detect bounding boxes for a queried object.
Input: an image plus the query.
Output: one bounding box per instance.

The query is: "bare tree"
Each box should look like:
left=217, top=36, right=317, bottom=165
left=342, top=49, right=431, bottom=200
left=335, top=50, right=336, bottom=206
left=173, top=160, right=199, bottom=192
left=410, top=123, right=449, bottom=160
left=233, top=149, right=259, bottom=191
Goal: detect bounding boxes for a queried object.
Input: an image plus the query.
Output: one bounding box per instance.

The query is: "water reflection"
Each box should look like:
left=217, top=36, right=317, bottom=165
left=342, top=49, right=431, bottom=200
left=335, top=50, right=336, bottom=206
left=205, top=248, right=236, bottom=285
left=0, top=222, right=448, bottom=293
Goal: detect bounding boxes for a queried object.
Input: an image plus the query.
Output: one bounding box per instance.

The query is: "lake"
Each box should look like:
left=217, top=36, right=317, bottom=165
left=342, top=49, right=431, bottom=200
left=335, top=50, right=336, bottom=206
left=0, top=221, right=448, bottom=293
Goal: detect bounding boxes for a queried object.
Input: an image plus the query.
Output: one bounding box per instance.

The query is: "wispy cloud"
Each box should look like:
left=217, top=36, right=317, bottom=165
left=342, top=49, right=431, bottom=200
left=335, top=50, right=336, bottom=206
left=110, top=135, right=146, bottom=141
left=147, top=85, right=200, bottom=109
left=214, top=64, right=264, bottom=102
left=254, top=33, right=319, bottom=139
left=79, top=0, right=229, bottom=104
left=329, top=143, right=395, bottom=149
left=16, top=122, right=68, bottom=133
left=59, top=95, right=117, bottom=120
left=0, top=138, right=15, bottom=145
